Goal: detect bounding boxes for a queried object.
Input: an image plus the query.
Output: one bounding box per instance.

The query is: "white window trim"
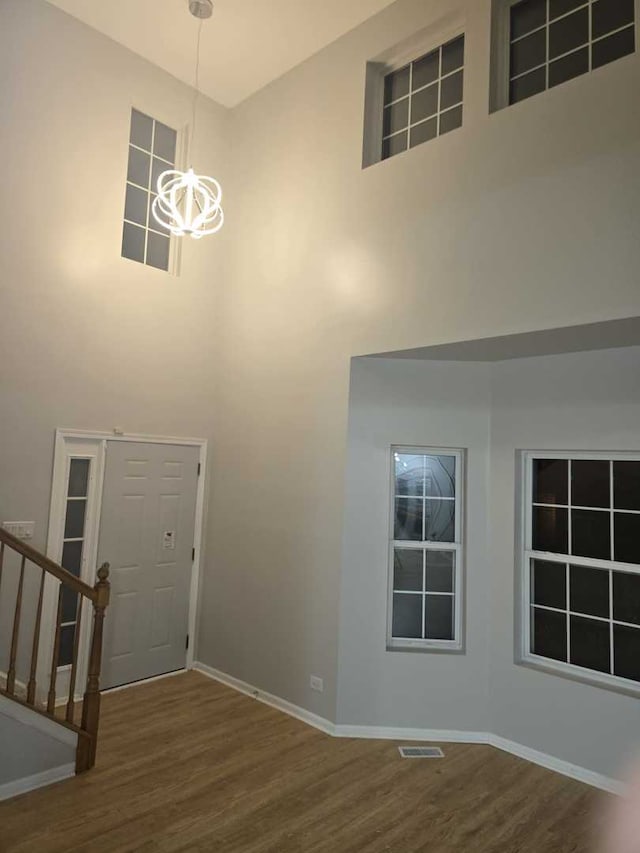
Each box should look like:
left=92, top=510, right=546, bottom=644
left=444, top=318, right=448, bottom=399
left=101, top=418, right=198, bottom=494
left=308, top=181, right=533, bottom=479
left=490, top=0, right=640, bottom=112
left=518, top=449, right=640, bottom=697
left=362, top=12, right=466, bottom=168
left=387, top=446, right=465, bottom=653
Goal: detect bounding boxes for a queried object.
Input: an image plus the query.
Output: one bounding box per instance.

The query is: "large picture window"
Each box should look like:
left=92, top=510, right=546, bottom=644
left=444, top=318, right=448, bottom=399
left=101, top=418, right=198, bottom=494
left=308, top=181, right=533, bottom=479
left=388, top=447, right=464, bottom=651
left=522, top=452, right=640, bottom=691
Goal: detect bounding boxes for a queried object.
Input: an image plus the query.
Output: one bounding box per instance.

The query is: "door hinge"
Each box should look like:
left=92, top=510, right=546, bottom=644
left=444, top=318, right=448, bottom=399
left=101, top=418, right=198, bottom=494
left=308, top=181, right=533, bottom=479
left=197, top=463, right=201, bottom=476
left=186, top=634, right=189, bottom=650
left=192, top=547, right=195, bottom=561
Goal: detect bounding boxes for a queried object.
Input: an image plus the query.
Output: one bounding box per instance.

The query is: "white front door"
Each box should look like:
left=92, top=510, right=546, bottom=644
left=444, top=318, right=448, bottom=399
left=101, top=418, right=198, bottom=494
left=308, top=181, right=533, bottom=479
left=97, top=441, right=199, bottom=689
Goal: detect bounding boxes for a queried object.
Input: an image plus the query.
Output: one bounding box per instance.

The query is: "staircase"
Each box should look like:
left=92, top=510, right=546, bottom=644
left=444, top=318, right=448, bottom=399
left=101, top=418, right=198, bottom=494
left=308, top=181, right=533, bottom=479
left=0, top=695, right=76, bottom=799
left=0, top=527, right=110, bottom=798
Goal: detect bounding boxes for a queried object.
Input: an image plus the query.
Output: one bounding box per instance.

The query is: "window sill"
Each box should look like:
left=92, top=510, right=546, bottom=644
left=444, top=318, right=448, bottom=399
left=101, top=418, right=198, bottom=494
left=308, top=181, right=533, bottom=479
left=517, top=654, right=640, bottom=699
left=387, top=640, right=464, bottom=654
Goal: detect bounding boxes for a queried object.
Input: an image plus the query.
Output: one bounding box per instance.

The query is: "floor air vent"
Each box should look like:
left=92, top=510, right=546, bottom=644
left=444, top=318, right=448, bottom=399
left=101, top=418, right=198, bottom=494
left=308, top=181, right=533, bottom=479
left=398, top=746, right=444, bottom=759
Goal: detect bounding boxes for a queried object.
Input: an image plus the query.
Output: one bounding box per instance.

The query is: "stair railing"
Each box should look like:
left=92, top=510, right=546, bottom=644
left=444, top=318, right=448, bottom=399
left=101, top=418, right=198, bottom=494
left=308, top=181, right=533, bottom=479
left=0, top=526, right=110, bottom=773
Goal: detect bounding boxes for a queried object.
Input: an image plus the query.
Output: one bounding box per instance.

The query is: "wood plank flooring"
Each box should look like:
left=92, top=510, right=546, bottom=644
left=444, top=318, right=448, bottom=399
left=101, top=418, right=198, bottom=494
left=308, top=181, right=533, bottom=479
left=0, top=671, right=604, bottom=852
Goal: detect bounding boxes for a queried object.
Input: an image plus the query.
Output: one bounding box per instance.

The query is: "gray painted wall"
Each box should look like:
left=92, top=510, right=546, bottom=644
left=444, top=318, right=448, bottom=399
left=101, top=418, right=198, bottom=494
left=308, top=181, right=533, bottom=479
left=206, top=0, right=640, bottom=723
left=337, top=357, right=491, bottom=730
left=0, top=0, right=229, bottom=682
left=1, top=0, right=639, bottom=780
left=338, top=347, right=640, bottom=778
left=489, top=346, right=640, bottom=779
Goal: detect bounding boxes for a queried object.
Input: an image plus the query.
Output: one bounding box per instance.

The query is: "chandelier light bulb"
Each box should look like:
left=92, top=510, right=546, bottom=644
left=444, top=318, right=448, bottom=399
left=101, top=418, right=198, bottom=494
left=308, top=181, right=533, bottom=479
left=156, top=1, right=224, bottom=240
left=152, top=168, right=224, bottom=239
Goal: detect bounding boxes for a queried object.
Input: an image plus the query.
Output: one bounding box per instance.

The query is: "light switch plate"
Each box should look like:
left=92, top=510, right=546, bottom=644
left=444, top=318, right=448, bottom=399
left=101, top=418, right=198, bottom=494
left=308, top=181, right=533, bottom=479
left=3, top=521, right=35, bottom=540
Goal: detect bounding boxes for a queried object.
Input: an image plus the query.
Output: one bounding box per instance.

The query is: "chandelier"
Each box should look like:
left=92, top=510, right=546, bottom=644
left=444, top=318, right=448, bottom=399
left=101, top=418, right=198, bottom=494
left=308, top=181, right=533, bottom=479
left=152, top=0, right=224, bottom=239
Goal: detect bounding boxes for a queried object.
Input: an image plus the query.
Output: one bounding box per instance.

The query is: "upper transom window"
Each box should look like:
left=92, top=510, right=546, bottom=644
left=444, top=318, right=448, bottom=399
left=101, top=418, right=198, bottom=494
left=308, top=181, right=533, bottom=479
left=508, top=0, right=636, bottom=105
left=122, top=108, right=177, bottom=272
left=381, top=35, right=465, bottom=161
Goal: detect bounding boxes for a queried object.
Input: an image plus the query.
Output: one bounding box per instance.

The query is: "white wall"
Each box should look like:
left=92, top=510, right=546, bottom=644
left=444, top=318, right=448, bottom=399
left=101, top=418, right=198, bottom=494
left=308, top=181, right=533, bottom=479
left=489, top=346, right=640, bottom=779
left=203, top=0, right=640, bottom=723
left=337, top=357, right=491, bottom=730
left=0, top=0, right=230, bottom=678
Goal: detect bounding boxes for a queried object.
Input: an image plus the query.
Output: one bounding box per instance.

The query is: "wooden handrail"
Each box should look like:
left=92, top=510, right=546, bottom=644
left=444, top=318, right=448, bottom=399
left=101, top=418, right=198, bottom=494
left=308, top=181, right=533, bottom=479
left=0, top=526, right=110, bottom=776
left=0, top=527, right=97, bottom=601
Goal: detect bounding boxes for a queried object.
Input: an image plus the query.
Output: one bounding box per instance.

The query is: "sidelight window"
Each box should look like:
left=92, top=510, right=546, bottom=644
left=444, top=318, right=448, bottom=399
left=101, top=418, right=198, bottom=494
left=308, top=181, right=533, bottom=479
left=57, top=458, right=91, bottom=667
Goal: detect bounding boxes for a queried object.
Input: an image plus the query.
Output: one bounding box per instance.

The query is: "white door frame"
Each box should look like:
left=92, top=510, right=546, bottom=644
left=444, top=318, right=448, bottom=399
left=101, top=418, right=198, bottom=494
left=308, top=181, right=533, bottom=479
left=40, top=428, right=207, bottom=703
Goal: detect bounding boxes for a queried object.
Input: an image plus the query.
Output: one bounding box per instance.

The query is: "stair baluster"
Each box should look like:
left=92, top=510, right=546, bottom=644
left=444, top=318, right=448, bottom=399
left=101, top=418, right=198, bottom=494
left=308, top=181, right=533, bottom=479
left=26, top=567, right=45, bottom=705
left=7, top=556, right=26, bottom=695
left=66, top=592, right=83, bottom=723
left=47, top=585, right=64, bottom=713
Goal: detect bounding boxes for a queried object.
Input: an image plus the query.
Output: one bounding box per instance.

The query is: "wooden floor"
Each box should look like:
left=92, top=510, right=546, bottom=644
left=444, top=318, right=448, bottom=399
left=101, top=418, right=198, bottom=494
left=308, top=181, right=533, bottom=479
left=0, top=671, right=604, bottom=852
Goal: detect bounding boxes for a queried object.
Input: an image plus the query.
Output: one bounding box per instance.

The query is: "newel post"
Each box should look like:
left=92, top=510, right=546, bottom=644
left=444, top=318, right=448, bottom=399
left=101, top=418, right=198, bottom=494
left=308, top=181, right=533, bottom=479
left=76, top=563, right=110, bottom=774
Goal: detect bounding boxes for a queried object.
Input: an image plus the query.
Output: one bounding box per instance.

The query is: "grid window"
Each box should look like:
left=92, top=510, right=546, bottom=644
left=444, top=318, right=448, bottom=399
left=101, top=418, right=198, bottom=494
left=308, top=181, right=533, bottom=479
left=122, top=108, right=177, bottom=272
left=381, top=35, right=465, bottom=162
left=58, top=458, right=91, bottom=667
left=388, top=448, right=463, bottom=650
left=523, top=453, right=640, bottom=691
left=509, top=0, right=636, bottom=105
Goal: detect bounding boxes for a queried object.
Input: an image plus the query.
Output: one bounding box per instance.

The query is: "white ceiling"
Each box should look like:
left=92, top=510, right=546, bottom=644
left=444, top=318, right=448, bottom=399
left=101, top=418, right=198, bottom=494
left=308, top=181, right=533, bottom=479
left=46, top=0, right=397, bottom=107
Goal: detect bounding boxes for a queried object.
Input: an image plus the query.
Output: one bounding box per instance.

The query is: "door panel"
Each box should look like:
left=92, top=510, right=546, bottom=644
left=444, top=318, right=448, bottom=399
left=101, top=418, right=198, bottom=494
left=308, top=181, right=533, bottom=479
left=111, top=590, right=137, bottom=658
left=98, top=442, right=199, bottom=689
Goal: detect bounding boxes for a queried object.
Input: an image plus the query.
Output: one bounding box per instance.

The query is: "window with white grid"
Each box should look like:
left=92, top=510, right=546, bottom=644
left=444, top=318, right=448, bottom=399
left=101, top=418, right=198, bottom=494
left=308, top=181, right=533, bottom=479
left=122, top=108, right=177, bottom=272
left=508, top=0, right=636, bottom=105
left=381, top=35, right=465, bottom=161
left=388, top=447, right=464, bottom=651
left=522, top=452, right=640, bottom=692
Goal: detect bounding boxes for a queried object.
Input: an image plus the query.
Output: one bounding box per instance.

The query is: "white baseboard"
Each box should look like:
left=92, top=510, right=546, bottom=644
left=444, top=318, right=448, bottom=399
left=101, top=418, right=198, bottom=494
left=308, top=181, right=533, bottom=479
left=335, top=724, right=488, bottom=743
left=0, top=763, right=75, bottom=802
left=192, top=661, right=623, bottom=794
left=335, top=726, right=622, bottom=792
left=488, top=734, right=625, bottom=795
left=193, top=662, right=335, bottom=736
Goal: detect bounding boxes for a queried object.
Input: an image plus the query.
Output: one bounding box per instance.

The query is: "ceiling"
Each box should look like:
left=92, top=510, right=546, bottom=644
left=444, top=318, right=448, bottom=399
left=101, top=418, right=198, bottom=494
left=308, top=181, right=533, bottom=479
left=46, top=0, right=397, bottom=107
